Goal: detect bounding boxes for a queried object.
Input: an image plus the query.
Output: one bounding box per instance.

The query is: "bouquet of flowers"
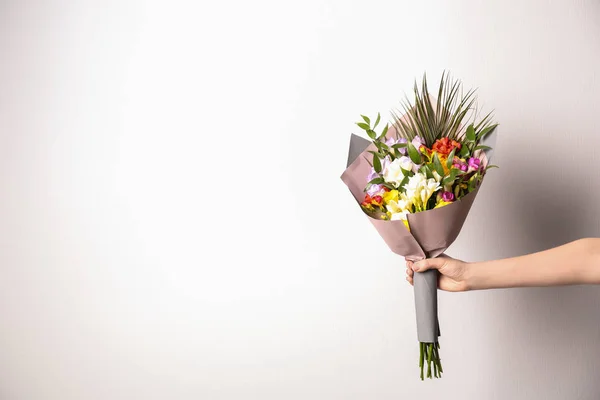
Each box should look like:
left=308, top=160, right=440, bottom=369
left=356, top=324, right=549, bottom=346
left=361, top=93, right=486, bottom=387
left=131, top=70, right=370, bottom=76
left=341, top=73, right=498, bottom=379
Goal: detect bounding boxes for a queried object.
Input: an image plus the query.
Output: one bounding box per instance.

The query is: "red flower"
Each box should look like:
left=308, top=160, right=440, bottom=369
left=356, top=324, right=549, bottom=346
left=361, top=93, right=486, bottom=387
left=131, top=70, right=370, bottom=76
left=432, top=137, right=462, bottom=155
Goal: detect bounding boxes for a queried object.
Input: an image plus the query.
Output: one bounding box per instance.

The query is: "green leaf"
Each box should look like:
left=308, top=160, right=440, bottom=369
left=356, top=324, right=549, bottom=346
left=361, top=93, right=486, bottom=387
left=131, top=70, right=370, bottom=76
left=477, top=124, right=498, bottom=139
left=372, top=154, right=382, bottom=173
left=468, top=173, right=478, bottom=192
left=361, top=115, right=370, bottom=125
left=376, top=141, right=390, bottom=152
left=378, top=124, right=389, bottom=140
left=421, top=165, right=434, bottom=179
left=407, top=143, right=421, bottom=164
left=474, top=145, right=492, bottom=151
left=367, top=177, right=384, bottom=185
left=459, top=145, right=470, bottom=158
left=442, top=168, right=460, bottom=186
left=357, top=122, right=370, bottom=131
left=432, top=153, right=445, bottom=176
left=374, top=113, right=381, bottom=128
left=485, top=164, right=499, bottom=170
left=446, top=148, right=456, bottom=168
left=466, top=124, right=476, bottom=141
left=399, top=175, right=409, bottom=189
left=392, top=142, right=408, bottom=149
left=366, top=129, right=376, bottom=140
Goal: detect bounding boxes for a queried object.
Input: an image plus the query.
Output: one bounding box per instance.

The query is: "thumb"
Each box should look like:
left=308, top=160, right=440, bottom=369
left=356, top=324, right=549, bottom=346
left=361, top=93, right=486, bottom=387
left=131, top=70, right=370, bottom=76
left=411, top=257, right=446, bottom=272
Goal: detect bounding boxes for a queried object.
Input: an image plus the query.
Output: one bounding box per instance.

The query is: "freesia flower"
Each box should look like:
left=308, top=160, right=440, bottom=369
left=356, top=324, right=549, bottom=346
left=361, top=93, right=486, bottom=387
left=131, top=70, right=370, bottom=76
left=366, top=184, right=384, bottom=196
left=383, top=157, right=410, bottom=188
left=390, top=210, right=409, bottom=221
left=386, top=198, right=411, bottom=222
left=383, top=189, right=399, bottom=204
left=404, top=172, right=426, bottom=201
left=361, top=194, right=373, bottom=209
left=367, top=167, right=378, bottom=182
left=421, top=179, right=442, bottom=206
left=467, top=157, right=481, bottom=173
left=442, top=191, right=454, bottom=202
left=432, top=137, right=462, bottom=155
left=397, top=156, right=415, bottom=172
left=403, top=173, right=441, bottom=211
left=367, top=156, right=391, bottom=183
left=453, top=157, right=468, bottom=172
left=386, top=137, right=408, bottom=155
left=385, top=189, right=413, bottom=221
left=434, top=200, right=453, bottom=209
left=412, top=136, right=425, bottom=153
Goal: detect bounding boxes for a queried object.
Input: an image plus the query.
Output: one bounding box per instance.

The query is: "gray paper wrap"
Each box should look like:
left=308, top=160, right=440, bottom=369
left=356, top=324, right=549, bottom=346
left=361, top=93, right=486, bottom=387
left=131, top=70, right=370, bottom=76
left=342, top=127, right=486, bottom=343
left=413, top=269, right=440, bottom=343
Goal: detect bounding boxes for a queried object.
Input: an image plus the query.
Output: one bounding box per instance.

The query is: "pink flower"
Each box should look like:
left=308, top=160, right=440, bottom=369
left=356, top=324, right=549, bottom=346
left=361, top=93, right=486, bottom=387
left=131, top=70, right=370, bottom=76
left=441, top=191, right=455, bottom=202
left=467, top=157, right=481, bottom=172
left=452, top=158, right=468, bottom=172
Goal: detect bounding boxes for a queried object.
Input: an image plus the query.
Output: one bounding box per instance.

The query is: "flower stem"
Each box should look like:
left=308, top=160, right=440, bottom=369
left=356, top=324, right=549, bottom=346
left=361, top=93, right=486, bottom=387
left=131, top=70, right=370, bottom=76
left=419, top=342, right=424, bottom=380
left=427, top=344, right=432, bottom=378
left=419, top=341, right=443, bottom=380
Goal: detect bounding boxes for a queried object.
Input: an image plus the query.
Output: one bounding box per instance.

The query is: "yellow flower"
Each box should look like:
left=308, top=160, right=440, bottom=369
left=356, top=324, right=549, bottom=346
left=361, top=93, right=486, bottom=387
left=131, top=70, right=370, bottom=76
left=434, top=200, right=452, bottom=209
left=383, top=189, right=399, bottom=204
left=437, top=153, right=451, bottom=175
left=403, top=219, right=410, bottom=231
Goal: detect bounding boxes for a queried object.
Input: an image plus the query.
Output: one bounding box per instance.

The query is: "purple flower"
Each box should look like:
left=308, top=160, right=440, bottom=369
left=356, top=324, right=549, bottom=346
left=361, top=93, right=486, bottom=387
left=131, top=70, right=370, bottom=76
left=367, top=168, right=378, bottom=182
left=385, top=137, right=396, bottom=146
left=411, top=136, right=425, bottom=152
left=367, top=184, right=384, bottom=196
left=380, top=155, right=391, bottom=173
left=442, top=191, right=455, bottom=202
left=468, top=157, right=481, bottom=170
left=453, top=159, right=468, bottom=172
left=467, top=157, right=481, bottom=173
left=386, top=137, right=408, bottom=155
left=367, top=156, right=391, bottom=182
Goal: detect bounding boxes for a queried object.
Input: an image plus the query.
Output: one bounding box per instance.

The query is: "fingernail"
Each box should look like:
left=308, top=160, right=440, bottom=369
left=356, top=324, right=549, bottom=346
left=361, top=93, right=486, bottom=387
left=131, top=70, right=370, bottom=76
left=412, top=262, right=420, bottom=271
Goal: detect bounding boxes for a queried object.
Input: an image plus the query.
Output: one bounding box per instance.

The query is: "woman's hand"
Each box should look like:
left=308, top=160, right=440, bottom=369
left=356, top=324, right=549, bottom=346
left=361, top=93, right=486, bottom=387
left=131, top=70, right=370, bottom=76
left=406, top=239, right=600, bottom=291
left=406, top=255, right=470, bottom=292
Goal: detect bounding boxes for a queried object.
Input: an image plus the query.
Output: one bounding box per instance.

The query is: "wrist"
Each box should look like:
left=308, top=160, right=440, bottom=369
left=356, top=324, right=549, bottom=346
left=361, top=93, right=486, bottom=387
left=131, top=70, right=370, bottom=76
left=462, top=261, right=477, bottom=291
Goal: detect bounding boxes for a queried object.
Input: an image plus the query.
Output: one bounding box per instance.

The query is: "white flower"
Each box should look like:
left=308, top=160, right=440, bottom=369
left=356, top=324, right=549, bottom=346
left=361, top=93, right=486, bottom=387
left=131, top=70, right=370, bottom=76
left=421, top=178, right=442, bottom=207
left=383, top=158, right=407, bottom=188
left=386, top=194, right=412, bottom=222
left=386, top=198, right=409, bottom=213
left=397, top=156, right=414, bottom=172
left=403, top=172, right=426, bottom=200
left=402, top=173, right=441, bottom=211
left=390, top=210, right=409, bottom=221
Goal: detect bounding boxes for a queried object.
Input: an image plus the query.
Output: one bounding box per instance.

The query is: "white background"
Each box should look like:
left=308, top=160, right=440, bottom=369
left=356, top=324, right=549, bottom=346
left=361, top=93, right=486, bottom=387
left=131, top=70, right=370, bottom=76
left=1, top=1, right=600, bottom=399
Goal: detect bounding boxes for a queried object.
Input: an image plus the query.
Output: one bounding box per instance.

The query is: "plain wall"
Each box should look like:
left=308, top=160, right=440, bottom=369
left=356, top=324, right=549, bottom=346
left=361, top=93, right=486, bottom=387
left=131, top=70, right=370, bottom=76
left=1, top=1, right=600, bottom=399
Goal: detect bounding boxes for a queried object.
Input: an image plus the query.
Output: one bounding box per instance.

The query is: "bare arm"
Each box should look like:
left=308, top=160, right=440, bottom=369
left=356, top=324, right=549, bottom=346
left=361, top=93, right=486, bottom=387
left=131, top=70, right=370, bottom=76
left=406, top=238, right=600, bottom=291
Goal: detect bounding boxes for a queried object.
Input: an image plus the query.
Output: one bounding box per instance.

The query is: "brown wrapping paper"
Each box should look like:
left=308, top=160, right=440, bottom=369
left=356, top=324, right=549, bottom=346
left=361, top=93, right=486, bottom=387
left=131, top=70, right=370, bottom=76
left=341, top=129, right=481, bottom=343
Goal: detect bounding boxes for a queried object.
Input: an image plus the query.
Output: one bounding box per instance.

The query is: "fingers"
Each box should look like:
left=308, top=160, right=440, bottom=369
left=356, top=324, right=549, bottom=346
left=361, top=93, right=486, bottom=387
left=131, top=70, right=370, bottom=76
left=411, top=257, right=446, bottom=272
left=405, top=263, right=414, bottom=285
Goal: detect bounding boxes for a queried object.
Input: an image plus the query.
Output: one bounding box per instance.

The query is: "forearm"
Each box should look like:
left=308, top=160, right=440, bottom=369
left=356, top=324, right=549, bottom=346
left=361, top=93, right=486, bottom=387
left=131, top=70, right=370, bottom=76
left=466, top=238, right=600, bottom=290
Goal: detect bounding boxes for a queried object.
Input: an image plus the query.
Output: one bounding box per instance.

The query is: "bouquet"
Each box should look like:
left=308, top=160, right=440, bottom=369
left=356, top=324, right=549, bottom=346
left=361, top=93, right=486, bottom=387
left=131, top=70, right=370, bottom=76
left=341, top=73, right=498, bottom=379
